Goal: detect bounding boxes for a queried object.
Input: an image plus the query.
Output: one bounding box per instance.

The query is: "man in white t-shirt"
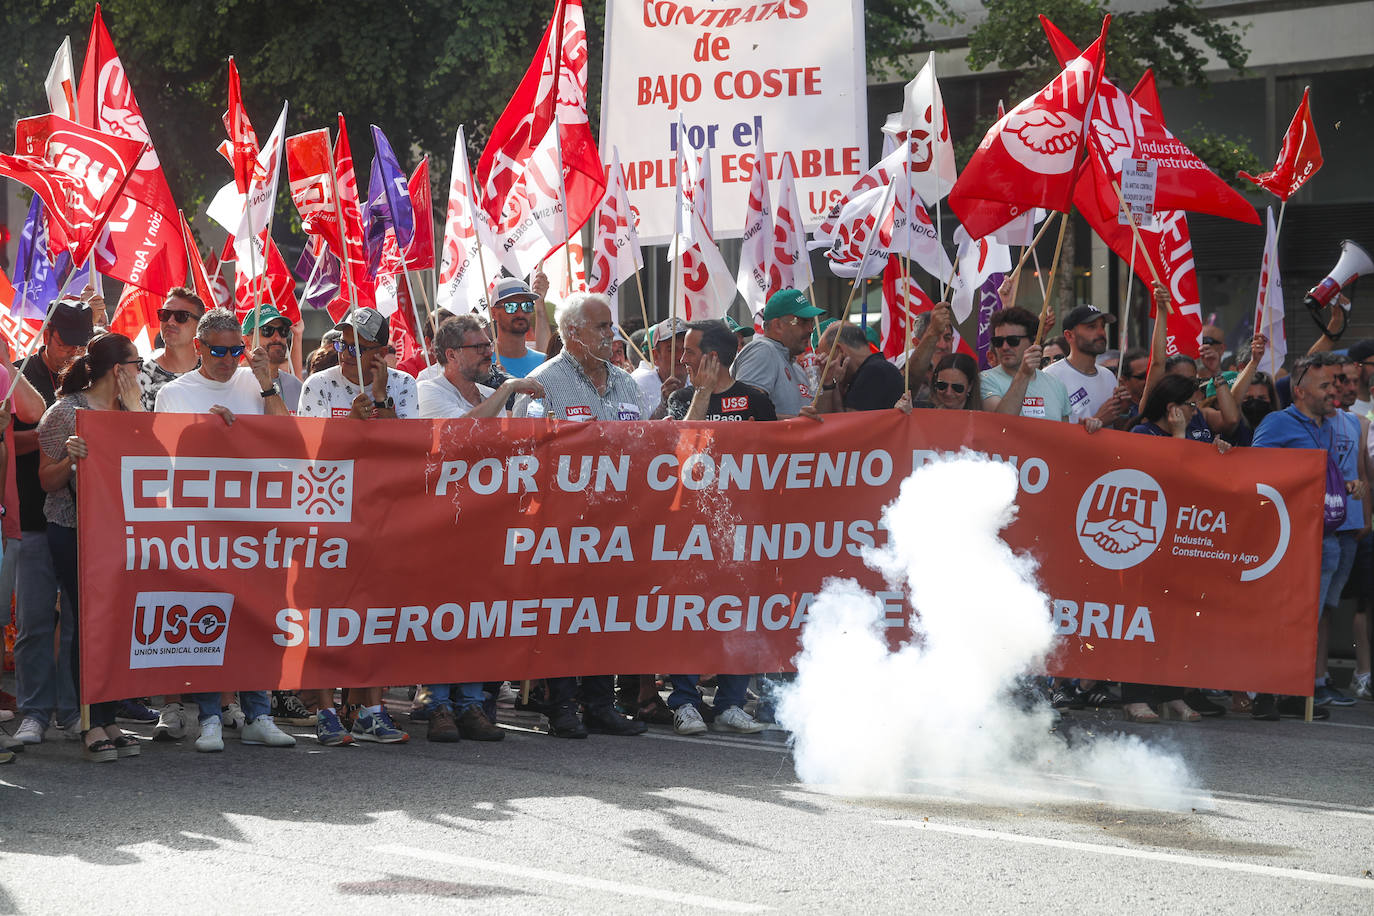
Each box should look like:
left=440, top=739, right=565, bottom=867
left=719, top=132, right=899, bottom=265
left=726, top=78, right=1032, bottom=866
left=1044, top=305, right=1130, bottom=423
left=297, top=308, right=418, bottom=421
left=418, top=313, right=544, bottom=419
left=153, top=307, right=296, bottom=753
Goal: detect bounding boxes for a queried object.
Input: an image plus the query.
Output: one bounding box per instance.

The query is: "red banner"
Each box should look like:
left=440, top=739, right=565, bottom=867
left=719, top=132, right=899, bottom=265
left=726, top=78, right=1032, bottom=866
left=77, top=411, right=1323, bottom=704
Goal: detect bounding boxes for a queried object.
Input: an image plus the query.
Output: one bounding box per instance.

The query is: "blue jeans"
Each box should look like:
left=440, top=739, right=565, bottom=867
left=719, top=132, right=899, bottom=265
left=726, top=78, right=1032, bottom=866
left=188, top=691, right=270, bottom=723
left=1320, top=532, right=1358, bottom=615
left=46, top=524, right=118, bottom=728
left=667, top=674, right=750, bottom=713
left=14, top=530, right=76, bottom=727
left=425, top=682, right=486, bottom=713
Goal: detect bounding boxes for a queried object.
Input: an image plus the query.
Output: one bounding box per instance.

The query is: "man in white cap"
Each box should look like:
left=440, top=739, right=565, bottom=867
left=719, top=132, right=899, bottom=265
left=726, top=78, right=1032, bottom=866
left=632, top=317, right=688, bottom=417
left=489, top=275, right=549, bottom=378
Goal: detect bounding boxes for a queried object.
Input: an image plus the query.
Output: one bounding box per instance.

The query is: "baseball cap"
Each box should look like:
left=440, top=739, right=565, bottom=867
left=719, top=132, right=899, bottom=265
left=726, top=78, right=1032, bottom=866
left=762, top=288, right=824, bottom=321
left=648, top=317, right=689, bottom=348
left=491, top=276, right=537, bottom=305
left=1061, top=305, right=1116, bottom=331
left=49, top=298, right=95, bottom=347
left=333, top=307, right=389, bottom=344
left=725, top=315, right=755, bottom=338
left=241, top=303, right=292, bottom=334
left=1347, top=339, right=1374, bottom=363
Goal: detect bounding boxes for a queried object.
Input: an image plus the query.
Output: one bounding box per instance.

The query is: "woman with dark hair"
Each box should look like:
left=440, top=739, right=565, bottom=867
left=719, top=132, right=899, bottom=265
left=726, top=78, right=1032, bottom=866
left=930, top=353, right=982, bottom=410
left=36, top=332, right=145, bottom=762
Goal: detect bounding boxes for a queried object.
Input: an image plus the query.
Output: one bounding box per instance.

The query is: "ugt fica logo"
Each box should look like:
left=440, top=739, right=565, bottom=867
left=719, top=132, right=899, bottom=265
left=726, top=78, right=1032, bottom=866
left=130, top=592, right=235, bottom=669
left=1075, top=469, right=1167, bottom=570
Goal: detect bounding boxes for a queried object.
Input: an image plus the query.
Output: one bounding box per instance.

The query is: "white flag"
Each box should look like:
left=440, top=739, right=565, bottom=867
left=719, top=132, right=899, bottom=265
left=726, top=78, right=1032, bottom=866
left=588, top=147, right=644, bottom=316
left=951, top=236, right=1011, bottom=323
left=45, top=37, right=77, bottom=120
left=207, top=101, right=288, bottom=280
left=736, top=134, right=773, bottom=314
left=771, top=156, right=813, bottom=295
left=885, top=51, right=958, bottom=205
left=1254, top=206, right=1287, bottom=375
left=437, top=126, right=502, bottom=313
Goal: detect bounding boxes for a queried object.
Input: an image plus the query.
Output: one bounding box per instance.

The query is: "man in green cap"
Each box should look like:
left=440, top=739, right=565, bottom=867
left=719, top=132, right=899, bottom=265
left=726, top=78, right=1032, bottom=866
left=242, top=304, right=302, bottom=414
left=732, top=289, right=823, bottom=418
left=725, top=315, right=755, bottom=347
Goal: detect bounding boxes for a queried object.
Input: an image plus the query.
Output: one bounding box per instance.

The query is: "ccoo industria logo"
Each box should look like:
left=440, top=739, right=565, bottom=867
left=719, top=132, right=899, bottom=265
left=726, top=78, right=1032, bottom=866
left=1075, top=469, right=1168, bottom=570
left=120, top=457, right=354, bottom=522
left=130, top=592, right=235, bottom=669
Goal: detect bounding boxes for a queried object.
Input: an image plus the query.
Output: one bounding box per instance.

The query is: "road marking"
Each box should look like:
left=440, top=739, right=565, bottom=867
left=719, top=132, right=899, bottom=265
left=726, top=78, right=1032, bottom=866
left=878, top=820, right=1374, bottom=890
left=498, top=721, right=792, bottom=755
left=374, top=844, right=768, bottom=912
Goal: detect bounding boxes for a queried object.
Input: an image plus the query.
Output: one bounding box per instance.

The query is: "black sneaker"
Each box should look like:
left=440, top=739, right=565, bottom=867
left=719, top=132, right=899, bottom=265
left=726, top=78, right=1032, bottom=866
left=115, top=699, right=159, bottom=723
left=1250, top=694, right=1280, bottom=721
left=271, top=692, right=317, bottom=727
left=1277, top=696, right=1329, bottom=719
left=1079, top=686, right=1120, bottom=708
left=1051, top=686, right=1086, bottom=709
left=547, top=705, right=588, bottom=739
left=583, top=704, right=648, bottom=736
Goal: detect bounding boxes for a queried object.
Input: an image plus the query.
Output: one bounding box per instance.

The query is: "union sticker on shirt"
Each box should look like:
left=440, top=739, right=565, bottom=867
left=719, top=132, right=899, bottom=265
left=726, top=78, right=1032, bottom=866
left=1021, top=396, right=1047, bottom=419
left=565, top=405, right=593, bottom=421
left=616, top=402, right=642, bottom=420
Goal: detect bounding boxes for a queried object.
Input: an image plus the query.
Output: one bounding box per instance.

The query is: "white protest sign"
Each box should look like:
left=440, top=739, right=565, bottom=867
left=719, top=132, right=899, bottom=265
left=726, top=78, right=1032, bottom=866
left=600, top=0, right=867, bottom=245
left=1118, top=156, right=1159, bottom=229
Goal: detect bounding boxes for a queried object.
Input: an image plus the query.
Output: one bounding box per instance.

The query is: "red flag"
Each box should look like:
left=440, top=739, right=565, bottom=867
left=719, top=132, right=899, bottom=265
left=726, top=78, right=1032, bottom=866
left=109, top=284, right=162, bottom=355
left=76, top=4, right=186, bottom=294
left=224, top=58, right=259, bottom=195
left=203, top=248, right=233, bottom=309
left=332, top=114, right=376, bottom=312
left=881, top=255, right=934, bottom=358
left=404, top=157, right=434, bottom=271
left=949, top=18, right=1109, bottom=239
left=234, top=241, right=301, bottom=324
left=178, top=211, right=216, bottom=309
left=476, top=0, right=606, bottom=276
left=5, top=115, right=145, bottom=268
left=1239, top=87, right=1323, bottom=201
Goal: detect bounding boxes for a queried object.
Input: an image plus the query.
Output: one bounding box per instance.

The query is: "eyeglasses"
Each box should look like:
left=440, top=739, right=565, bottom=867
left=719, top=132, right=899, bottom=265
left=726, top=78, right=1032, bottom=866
left=933, top=380, right=967, bottom=394
left=158, top=308, right=198, bottom=324
left=782, top=315, right=811, bottom=327
left=257, top=324, right=290, bottom=339
left=500, top=301, right=535, bottom=314
left=453, top=341, right=494, bottom=352
left=991, top=335, right=1026, bottom=349
left=118, top=357, right=143, bottom=367
left=201, top=343, right=246, bottom=358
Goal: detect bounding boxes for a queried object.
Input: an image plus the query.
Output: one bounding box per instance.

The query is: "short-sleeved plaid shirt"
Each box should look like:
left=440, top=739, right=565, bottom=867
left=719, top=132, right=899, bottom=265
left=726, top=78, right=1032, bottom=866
left=512, top=351, right=646, bottom=421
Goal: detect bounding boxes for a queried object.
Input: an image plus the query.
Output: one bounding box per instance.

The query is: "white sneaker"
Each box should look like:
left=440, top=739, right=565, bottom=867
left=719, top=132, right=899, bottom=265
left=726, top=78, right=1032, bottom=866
left=713, top=706, right=766, bottom=734
left=221, top=702, right=246, bottom=729
left=60, top=718, right=82, bottom=740
left=673, top=704, right=708, bottom=736
left=497, top=682, right=519, bottom=704
left=1354, top=673, right=1372, bottom=700
left=154, top=702, right=187, bottom=741
left=241, top=714, right=296, bottom=747
left=15, top=717, right=44, bottom=745
left=195, top=717, right=224, bottom=753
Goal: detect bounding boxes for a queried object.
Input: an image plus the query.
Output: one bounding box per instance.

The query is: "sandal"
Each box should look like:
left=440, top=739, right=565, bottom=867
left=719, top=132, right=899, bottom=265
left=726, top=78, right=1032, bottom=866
left=82, top=732, right=117, bottom=763
left=111, top=733, right=141, bottom=758
left=1122, top=703, right=1161, bottom=723
left=1160, top=700, right=1201, bottom=722
left=635, top=695, right=675, bottom=725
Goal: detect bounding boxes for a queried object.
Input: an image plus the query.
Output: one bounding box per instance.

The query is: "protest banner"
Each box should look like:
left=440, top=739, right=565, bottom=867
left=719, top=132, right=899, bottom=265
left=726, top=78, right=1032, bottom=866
left=601, top=0, right=867, bottom=243
left=78, top=410, right=1322, bottom=703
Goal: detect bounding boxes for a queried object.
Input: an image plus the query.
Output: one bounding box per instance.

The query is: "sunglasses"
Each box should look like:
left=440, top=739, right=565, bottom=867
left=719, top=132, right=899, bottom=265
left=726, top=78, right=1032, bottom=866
left=501, top=301, right=536, bottom=314
left=158, top=308, right=198, bottom=324
left=933, top=380, right=967, bottom=394
left=1201, top=337, right=1223, bottom=347
left=257, top=324, right=290, bottom=339
left=201, top=342, right=245, bottom=358
left=333, top=340, right=383, bottom=357
left=991, top=335, right=1026, bottom=348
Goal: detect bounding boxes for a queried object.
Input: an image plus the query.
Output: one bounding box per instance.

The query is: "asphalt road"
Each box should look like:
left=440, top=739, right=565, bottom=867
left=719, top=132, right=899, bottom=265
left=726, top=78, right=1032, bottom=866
left=1, top=692, right=1372, bottom=914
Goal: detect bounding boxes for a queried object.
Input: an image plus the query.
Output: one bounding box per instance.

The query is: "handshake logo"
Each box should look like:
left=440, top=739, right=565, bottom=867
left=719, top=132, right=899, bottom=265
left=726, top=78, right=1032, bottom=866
left=1075, top=469, right=1167, bottom=570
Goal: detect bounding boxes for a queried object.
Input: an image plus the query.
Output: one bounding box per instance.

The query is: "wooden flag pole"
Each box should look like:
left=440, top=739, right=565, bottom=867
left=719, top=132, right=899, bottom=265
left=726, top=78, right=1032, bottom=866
left=1006, top=212, right=1060, bottom=292
left=632, top=268, right=653, bottom=366
left=1104, top=170, right=1166, bottom=295
left=1034, top=210, right=1072, bottom=347
left=1118, top=237, right=1138, bottom=382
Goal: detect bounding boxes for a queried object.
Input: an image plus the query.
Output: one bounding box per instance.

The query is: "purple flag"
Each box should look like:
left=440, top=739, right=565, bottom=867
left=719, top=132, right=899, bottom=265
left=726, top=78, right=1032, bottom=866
left=12, top=197, right=72, bottom=320
left=975, top=271, right=1005, bottom=370
left=363, top=125, right=415, bottom=277
left=295, top=244, right=342, bottom=312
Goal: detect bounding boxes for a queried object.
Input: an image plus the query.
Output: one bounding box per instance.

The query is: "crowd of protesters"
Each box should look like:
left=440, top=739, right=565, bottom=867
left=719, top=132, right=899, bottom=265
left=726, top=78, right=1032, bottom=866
left=0, top=272, right=1368, bottom=765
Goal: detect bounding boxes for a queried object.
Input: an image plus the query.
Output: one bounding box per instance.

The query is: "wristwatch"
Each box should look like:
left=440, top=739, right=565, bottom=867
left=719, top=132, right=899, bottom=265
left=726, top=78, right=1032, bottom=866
left=373, top=396, right=395, bottom=411
left=260, top=382, right=281, bottom=399
left=822, top=381, right=838, bottom=391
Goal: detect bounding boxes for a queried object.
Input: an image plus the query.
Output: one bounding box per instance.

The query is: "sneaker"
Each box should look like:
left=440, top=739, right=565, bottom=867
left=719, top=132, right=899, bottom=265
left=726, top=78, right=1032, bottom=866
left=497, top=682, right=519, bottom=705
left=272, top=692, right=317, bottom=726
left=0, top=730, right=23, bottom=752
left=242, top=714, right=296, bottom=747
left=1277, top=696, right=1330, bottom=720
left=15, top=717, right=44, bottom=745
left=195, top=717, right=224, bottom=753
left=713, top=706, right=767, bottom=734
left=60, top=718, right=82, bottom=740
left=115, top=699, right=159, bottom=723
left=673, top=704, right=708, bottom=736
left=1250, top=694, right=1280, bottom=721
left=1354, top=673, right=1373, bottom=700
left=153, top=702, right=187, bottom=741
left=221, top=702, right=247, bottom=729
left=457, top=706, right=505, bottom=742
left=351, top=706, right=410, bottom=744
left=547, top=705, right=588, bottom=739
left=315, top=707, right=354, bottom=746
left=583, top=704, right=647, bottom=736
left=427, top=706, right=460, bottom=742
left=1314, top=684, right=1356, bottom=707
left=1050, top=686, right=1085, bottom=709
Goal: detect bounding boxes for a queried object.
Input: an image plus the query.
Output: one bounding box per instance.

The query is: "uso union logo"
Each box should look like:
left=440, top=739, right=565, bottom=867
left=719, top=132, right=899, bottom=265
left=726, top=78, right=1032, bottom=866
left=130, top=592, right=235, bottom=669
left=1075, top=469, right=1168, bottom=570
left=121, top=458, right=354, bottom=523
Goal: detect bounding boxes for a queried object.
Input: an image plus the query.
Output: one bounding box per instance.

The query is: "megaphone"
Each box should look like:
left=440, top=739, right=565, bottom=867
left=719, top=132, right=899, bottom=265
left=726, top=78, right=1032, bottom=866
left=1305, top=239, right=1374, bottom=310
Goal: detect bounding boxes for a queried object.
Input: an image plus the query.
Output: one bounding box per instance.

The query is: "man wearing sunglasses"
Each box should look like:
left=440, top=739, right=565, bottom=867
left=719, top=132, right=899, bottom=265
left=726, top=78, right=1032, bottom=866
left=138, top=287, right=206, bottom=411
left=980, top=307, right=1071, bottom=422
left=488, top=276, right=548, bottom=378
left=733, top=289, right=824, bottom=418
left=241, top=304, right=301, bottom=414
left=297, top=308, right=417, bottom=421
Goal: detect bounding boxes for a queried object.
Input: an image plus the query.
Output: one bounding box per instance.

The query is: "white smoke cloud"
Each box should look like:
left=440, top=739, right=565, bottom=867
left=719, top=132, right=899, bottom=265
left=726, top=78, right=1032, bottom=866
left=777, top=453, right=1204, bottom=811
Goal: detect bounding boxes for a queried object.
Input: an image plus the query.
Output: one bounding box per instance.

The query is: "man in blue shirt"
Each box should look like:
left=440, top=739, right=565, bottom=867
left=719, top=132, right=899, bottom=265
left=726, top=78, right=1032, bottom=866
left=1251, top=352, right=1368, bottom=718
left=489, top=276, right=548, bottom=378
